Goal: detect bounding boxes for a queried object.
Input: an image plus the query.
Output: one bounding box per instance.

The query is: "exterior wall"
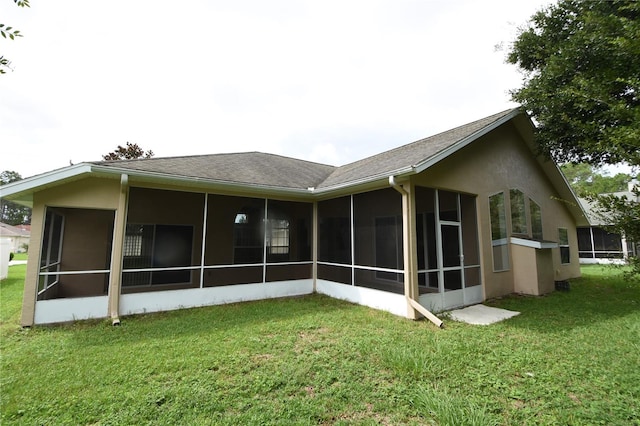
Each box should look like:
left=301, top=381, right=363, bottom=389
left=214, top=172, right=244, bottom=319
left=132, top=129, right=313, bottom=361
left=511, top=244, right=554, bottom=295
left=124, top=187, right=204, bottom=291
left=1, top=235, right=30, bottom=253
left=316, top=279, right=407, bottom=317
left=36, top=208, right=114, bottom=300
left=0, top=238, right=9, bottom=280
left=21, top=177, right=121, bottom=326
left=412, top=122, right=581, bottom=299
left=17, top=122, right=583, bottom=325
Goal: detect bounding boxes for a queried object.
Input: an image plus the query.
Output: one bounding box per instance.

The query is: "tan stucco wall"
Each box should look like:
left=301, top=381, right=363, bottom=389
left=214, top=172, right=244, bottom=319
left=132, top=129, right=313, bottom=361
left=21, top=177, right=122, bottom=326
left=511, top=244, right=554, bottom=296
left=412, top=122, right=581, bottom=299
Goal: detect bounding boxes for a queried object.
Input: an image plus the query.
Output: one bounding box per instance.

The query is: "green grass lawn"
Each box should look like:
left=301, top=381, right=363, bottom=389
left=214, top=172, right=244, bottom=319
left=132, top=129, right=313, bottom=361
left=1, top=264, right=639, bottom=425
left=10, top=253, right=28, bottom=262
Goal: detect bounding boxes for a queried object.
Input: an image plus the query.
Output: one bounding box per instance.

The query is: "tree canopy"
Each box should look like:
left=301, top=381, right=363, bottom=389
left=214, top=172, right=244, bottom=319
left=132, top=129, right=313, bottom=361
left=508, top=0, right=640, bottom=167
left=102, top=142, right=154, bottom=161
left=560, top=163, right=634, bottom=196
left=509, top=0, right=640, bottom=279
left=0, top=170, right=31, bottom=225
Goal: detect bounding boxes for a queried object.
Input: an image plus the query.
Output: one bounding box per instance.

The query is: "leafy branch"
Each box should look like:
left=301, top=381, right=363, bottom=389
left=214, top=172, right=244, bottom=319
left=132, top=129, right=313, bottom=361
left=1, top=0, right=30, bottom=74
left=0, top=24, right=23, bottom=40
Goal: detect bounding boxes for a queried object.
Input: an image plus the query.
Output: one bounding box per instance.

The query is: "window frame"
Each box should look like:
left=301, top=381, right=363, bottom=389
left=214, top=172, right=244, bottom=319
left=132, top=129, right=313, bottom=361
left=558, top=227, right=571, bottom=264
left=509, top=188, right=528, bottom=236
left=122, top=223, right=195, bottom=287
left=529, top=197, right=543, bottom=240
left=489, top=191, right=510, bottom=272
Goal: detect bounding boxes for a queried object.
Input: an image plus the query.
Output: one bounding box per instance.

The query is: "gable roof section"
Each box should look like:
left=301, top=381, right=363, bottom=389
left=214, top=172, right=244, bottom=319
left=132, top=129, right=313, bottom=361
left=1, top=107, right=588, bottom=226
left=91, top=152, right=336, bottom=191
left=0, top=222, right=31, bottom=237
left=316, top=109, right=520, bottom=191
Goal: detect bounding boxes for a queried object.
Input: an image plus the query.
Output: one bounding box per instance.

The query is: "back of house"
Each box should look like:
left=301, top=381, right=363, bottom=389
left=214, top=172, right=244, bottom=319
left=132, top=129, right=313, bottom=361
left=0, top=108, right=588, bottom=326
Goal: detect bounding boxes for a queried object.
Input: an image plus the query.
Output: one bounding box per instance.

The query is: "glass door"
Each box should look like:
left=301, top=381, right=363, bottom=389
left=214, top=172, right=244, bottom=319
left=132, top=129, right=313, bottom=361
left=417, top=187, right=482, bottom=311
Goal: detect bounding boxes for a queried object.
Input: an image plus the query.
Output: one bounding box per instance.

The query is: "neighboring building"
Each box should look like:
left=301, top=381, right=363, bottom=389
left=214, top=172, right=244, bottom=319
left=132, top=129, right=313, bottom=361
left=0, top=109, right=589, bottom=327
left=0, top=222, right=31, bottom=253
left=577, top=180, right=639, bottom=264
left=0, top=238, right=9, bottom=280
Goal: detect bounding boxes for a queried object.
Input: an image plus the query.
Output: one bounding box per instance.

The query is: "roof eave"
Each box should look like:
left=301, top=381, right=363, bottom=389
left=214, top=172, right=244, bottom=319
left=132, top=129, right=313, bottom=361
left=0, top=164, right=95, bottom=207
left=313, top=166, right=415, bottom=197
left=89, top=165, right=317, bottom=199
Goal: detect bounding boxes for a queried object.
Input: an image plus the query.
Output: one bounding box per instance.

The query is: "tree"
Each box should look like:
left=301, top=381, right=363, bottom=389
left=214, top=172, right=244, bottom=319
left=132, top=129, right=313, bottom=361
left=102, top=142, right=154, bottom=161
left=0, top=170, right=31, bottom=225
left=508, top=0, right=640, bottom=167
left=509, top=0, right=640, bottom=278
left=1, top=0, right=30, bottom=74
left=560, top=163, right=634, bottom=196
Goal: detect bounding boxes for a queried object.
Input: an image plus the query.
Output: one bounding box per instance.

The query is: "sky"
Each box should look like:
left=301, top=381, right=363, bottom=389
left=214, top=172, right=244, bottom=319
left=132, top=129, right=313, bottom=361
left=0, top=0, right=556, bottom=179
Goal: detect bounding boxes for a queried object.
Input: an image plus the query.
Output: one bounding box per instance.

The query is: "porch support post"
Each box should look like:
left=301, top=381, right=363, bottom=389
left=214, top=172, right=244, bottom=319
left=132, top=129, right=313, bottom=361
left=312, top=201, right=318, bottom=292
left=400, top=180, right=419, bottom=320
left=107, top=174, right=129, bottom=325
left=390, top=176, right=444, bottom=327
left=20, top=202, right=45, bottom=327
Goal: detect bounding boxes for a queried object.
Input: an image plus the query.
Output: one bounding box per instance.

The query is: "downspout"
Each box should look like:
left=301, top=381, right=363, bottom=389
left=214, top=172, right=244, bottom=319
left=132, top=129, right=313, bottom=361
left=108, top=174, right=129, bottom=326
left=389, top=176, right=444, bottom=328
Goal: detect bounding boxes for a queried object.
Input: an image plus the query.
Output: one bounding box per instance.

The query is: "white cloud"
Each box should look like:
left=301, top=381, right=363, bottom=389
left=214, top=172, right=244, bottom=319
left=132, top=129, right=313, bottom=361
left=0, top=0, right=551, bottom=177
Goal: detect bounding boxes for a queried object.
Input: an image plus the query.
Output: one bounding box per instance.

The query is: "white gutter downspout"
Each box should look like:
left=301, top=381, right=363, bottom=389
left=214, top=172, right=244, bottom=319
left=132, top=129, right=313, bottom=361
left=389, top=176, right=444, bottom=328
left=107, top=174, right=129, bottom=326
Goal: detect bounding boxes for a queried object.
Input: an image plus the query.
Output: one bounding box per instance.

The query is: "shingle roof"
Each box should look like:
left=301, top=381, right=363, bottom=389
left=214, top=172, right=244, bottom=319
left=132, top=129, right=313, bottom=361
left=317, top=108, right=518, bottom=189
left=92, top=152, right=337, bottom=190
left=91, top=108, right=520, bottom=192
left=0, top=222, right=31, bottom=237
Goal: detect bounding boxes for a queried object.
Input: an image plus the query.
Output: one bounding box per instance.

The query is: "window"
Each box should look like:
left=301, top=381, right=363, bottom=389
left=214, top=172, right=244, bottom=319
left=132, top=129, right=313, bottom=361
left=123, top=224, right=148, bottom=257
left=530, top=199, right=543, bottom=240
left=318, top=196, right=352, bottom=285
left=578, top=226, right=624, bottom=259
left=123, top=224, right=194, bottom=286
left=559, top=228, right=570, bottom=264
left=268, top=218, right=290, bottom=255
left=375, top=216, right=403, bottom=281
left=510, top=189, right=527, bottom=235
left=489, top=192, right=509, bottom=271
left=233, top=209, right=264, bottom=264
left=266, top=199, right=312, bottom=263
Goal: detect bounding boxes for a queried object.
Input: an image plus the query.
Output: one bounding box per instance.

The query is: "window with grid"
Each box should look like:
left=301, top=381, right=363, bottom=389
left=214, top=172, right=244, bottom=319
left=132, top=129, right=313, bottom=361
left=269, top=219, right=290, bottom=255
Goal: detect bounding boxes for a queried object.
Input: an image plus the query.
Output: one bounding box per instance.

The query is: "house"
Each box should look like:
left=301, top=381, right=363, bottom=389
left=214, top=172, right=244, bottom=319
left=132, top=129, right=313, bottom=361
left=0, top=222, right=31, bottom=253
left=577, top=180, right=639, bottom=264
left=0, top=109, right=589, bottom=327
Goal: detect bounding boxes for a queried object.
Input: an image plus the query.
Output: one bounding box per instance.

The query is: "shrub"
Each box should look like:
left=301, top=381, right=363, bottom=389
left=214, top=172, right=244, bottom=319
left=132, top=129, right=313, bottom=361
left=9, top=252, right=14, bottom=261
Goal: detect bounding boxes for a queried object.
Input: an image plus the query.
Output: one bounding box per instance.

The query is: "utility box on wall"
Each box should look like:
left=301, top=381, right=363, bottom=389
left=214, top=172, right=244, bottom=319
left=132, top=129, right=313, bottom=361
left=511, top=237, right=558, bottom=296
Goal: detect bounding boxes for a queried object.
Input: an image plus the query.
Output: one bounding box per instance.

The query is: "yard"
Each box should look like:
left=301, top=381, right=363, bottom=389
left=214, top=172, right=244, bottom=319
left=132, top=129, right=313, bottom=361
left=1, top=264, right=638, bottom=425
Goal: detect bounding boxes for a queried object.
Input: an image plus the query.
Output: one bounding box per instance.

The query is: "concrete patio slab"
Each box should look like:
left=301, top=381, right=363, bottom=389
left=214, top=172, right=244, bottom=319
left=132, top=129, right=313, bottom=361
left=448, top=304, right=520, bottom=325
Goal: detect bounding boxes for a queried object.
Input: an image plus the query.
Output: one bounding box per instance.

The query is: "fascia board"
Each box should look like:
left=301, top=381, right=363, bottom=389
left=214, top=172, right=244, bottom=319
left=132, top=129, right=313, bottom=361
left=413, top=109, right=522, bottom=174
left=0, top=164, right=94, bottom=202
left=312, top=166, right=415, bottom=196
left=90, top=165, right=316, bottom=199
left=513, top=113, right=590, bottom=227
